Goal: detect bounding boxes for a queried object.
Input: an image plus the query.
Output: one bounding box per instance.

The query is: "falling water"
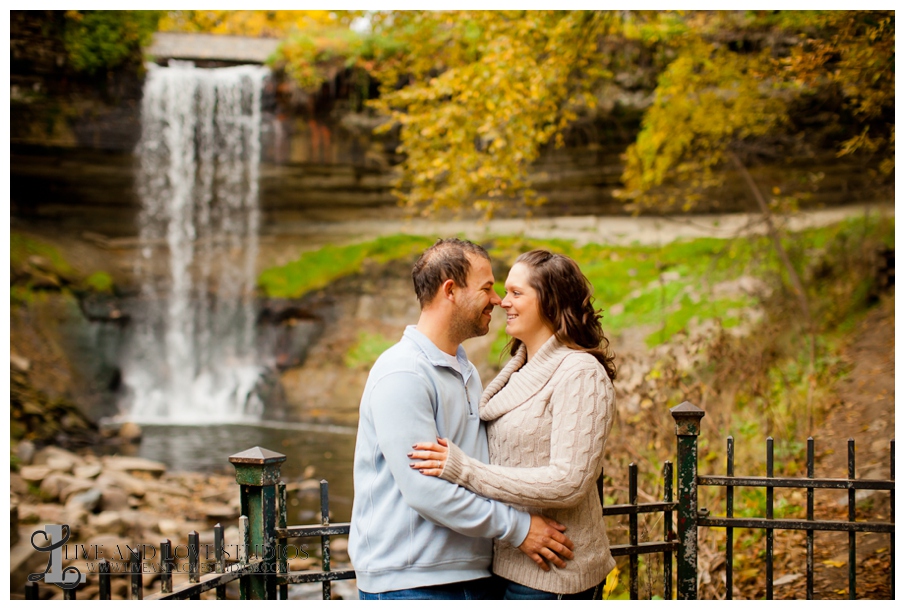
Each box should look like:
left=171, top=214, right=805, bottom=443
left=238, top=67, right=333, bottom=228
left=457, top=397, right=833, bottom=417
left=122, top=62, right=270, bottom=424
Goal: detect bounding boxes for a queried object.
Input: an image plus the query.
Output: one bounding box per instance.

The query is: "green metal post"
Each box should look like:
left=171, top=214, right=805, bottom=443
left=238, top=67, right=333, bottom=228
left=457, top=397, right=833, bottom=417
left=670, top=402, right=705, bottom=600
left=229, top=447, right=287, bottom=601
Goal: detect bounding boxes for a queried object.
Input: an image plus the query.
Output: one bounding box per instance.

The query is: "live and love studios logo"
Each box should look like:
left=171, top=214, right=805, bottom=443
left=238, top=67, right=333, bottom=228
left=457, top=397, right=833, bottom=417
left=29, top=522, right=312, bottom=590
left=29, top=524, right=86, bottom=590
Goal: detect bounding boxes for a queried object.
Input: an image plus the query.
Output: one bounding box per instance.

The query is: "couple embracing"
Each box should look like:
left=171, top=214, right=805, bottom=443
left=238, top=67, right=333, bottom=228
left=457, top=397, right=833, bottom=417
left=349, top=238, right=617, bottom=600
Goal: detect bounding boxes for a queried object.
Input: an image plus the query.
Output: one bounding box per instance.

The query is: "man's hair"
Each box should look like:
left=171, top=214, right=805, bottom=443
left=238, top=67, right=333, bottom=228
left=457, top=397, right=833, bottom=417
left=412, top=238, right=490, bottom=308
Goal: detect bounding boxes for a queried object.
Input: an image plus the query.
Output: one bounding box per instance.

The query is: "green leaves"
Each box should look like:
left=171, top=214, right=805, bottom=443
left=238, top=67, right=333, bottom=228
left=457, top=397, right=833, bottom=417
left=63, top=10, right=162, bottom=75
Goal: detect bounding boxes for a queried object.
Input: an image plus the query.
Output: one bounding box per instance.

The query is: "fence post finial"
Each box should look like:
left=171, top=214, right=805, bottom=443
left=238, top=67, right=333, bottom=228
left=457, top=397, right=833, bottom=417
left=670, top=401, right=705, bottom=600
left=229, top=447, right=287, bottom=600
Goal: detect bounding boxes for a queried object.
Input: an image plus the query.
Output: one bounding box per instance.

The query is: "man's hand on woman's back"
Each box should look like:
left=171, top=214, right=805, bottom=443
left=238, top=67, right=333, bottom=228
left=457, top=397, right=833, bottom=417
left=518, top=514, right=575, bottom=571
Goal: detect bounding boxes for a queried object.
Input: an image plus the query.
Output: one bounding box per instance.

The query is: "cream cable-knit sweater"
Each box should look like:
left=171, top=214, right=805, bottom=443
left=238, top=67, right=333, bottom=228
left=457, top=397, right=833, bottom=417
left=440, top=335, right=616, bottom=594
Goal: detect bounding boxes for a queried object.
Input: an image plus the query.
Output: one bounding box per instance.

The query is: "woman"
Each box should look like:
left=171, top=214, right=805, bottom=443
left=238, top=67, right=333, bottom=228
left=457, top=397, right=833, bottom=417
left=409, top=249, right=617, bottom=600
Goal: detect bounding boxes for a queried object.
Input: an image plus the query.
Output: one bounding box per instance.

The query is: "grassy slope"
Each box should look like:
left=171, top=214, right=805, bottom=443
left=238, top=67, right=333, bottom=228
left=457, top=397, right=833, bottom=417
left=259, top=216, right=893, bottom=375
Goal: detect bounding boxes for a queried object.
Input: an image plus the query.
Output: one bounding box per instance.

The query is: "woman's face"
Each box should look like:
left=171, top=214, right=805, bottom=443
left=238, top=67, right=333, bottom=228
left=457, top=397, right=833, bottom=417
left=502, top=262, right=549, bottom=342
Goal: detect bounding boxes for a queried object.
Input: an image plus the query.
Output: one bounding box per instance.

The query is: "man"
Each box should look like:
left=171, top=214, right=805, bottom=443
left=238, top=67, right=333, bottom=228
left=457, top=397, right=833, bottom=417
left=349, top=238, right=574, bottom=600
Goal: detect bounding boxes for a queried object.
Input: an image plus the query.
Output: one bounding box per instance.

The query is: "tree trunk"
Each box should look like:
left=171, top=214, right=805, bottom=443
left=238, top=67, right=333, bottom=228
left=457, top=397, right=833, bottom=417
left=729, top=151, right=817, bottom=435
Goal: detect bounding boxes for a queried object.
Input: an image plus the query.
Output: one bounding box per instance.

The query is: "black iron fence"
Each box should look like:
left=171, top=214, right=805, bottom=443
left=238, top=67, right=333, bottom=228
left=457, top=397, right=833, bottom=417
left=23, top=402, right=894, bottom=600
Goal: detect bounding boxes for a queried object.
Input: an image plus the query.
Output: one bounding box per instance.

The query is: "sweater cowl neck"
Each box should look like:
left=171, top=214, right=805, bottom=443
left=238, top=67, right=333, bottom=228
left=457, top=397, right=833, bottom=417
left=480, top=334, right=574, bottom=421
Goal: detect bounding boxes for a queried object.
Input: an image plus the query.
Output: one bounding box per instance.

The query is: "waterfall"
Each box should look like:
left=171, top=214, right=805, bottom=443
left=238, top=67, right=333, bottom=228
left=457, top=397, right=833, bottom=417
left=122, top=62, right=270, bottom=424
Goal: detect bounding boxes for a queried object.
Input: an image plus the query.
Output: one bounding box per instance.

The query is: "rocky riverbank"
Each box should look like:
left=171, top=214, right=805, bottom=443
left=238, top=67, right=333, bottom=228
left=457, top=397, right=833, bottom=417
left=9, top=441, right=353, bottom=600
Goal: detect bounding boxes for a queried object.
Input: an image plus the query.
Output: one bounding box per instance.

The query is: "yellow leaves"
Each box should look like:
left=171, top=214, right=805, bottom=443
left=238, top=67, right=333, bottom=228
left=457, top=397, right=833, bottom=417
left=603, top=566, right=620, bottom=599
left=822, top=559, right=846, bottom=568
left=367, top=11, right=614, bottom=218
left=161, top=10, right=355, bottom=38
left=737, top=568, right=761, bottom=581
left=621, top=39, right=788, bottom=207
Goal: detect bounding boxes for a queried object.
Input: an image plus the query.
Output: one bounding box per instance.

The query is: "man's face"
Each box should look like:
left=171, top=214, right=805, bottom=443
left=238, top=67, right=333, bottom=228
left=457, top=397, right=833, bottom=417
left=450, top=254, right=502, bottom=341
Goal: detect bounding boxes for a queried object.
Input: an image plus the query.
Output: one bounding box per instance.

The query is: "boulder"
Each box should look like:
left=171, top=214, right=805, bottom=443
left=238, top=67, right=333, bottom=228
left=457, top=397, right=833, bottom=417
left=66, top=488, right=102, bottom=513
left=19, top=465, right=52, bottom=484
left=74, top=463, right=102, bottom=479
left=33, top=446, right=81, bottom=471
left=88, top=511, right=127, bottom=535
left=16, top=440, right=36, bottom=465
left=157, top=519, right=187, bottom=538
left=118, top=422, right=143, bottom=441
left=329, top=537, right=349, bottom=561
left=39, top=473, right=79, bottom=501
left=288, top=555, right=318, bottom=571
left=101, top=456, right=167, bottom=477
left=115, top=509, right=151, bottom=530
left=95, top=472, right=147, bottom=498
left=98, top=486, right=131, bottom=512
left=201, top=503, right=239, bottom=522
left=59, top=479, right=96, bottom=503
left=10, top=472, right=30, bottom=496
left=46, top=456, right=76, bottom=474
left=10, top=352, right=31, bottom=373
left=11, top=505, right=20, bottom=545
left=222, top=525, right=241, bottom=548
left=78, top=585, right=100, bottom=601
left=14, top=503, right=40, bottom=524
left=18, top=503, right=68, bottom=526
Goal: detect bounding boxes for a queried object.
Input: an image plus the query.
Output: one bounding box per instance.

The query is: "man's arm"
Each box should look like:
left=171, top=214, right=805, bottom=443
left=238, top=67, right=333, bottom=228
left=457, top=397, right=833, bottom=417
left=370, top=370, right=527, bottom=542
left=369, top=370, right=572, bottom=567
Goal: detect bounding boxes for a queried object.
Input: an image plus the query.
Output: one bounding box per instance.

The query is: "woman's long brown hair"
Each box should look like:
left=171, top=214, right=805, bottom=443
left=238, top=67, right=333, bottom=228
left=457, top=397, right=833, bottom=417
left=507, top=250, right=617, bottom=380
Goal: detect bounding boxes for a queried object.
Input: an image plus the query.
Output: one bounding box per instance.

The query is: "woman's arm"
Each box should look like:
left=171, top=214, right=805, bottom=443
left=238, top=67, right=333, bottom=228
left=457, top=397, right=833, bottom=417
left=410, top=364, right=614, bottom=509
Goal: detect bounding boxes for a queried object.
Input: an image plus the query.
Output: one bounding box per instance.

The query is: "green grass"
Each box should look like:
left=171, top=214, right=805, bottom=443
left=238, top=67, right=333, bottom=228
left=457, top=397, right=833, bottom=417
left=83, top=271, right=114, bottom=293
left=260, top=213, right=893, bottom=353
left=483, top=235, right=765, bottom=347
left=10, top=232, right=74, bottom=276
left=344, top=331, right=398, bottom=369
left=258, top=234, right=436, bottom=299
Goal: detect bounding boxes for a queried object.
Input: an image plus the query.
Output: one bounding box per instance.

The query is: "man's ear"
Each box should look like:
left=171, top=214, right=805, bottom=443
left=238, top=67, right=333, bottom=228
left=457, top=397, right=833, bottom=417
left=441, top=278, right=456, bottom=301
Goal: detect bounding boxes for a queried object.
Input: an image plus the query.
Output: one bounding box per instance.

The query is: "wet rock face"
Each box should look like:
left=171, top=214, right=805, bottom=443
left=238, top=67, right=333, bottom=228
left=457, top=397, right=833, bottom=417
left=10, top=364, right=101, bottom=449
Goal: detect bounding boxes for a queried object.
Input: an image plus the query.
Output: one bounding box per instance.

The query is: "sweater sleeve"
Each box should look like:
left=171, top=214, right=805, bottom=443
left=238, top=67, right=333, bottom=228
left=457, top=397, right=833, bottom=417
left=369, top=370, right=530, bottom=547
left=440, top=365, right=614, bottom=509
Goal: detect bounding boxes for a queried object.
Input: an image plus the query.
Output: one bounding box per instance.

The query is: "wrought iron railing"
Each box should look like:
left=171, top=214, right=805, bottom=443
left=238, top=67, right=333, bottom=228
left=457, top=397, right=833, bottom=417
left=22, top=402, right=893, bottom=600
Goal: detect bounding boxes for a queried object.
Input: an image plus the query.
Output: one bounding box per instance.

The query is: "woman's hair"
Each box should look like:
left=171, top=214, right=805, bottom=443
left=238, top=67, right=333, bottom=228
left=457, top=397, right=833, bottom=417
left=508, top=250, right=617, bottom=380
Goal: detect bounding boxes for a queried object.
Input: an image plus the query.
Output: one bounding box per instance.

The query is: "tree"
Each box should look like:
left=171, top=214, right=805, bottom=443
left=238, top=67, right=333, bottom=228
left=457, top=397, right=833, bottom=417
left=63, top=10, right=163, bottom=75
left=620, top=10, right=894, bottom=210
left=366, top=10, right=623, bottom=217
left=615, top=10, right=893, bottom=434
left=158, top=10, right=357, bottom=38
left=359, top=10, right=892, bottom=217
left=354, top=11, right=893, bottom=433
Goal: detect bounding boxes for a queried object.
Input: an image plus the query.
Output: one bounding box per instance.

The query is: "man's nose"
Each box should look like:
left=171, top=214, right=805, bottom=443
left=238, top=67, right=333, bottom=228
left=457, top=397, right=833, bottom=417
left=491, top=292, right=502, bottom=306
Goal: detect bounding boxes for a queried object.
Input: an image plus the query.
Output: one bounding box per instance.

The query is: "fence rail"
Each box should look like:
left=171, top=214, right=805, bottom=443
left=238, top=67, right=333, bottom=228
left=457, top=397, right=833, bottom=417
left=23, top=402, right=893, bottom=600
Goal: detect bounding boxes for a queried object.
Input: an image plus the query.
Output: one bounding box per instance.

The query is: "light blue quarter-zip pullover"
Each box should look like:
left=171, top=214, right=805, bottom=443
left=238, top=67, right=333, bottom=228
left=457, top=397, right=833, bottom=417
left=349, top=326, right=530, bottom=593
